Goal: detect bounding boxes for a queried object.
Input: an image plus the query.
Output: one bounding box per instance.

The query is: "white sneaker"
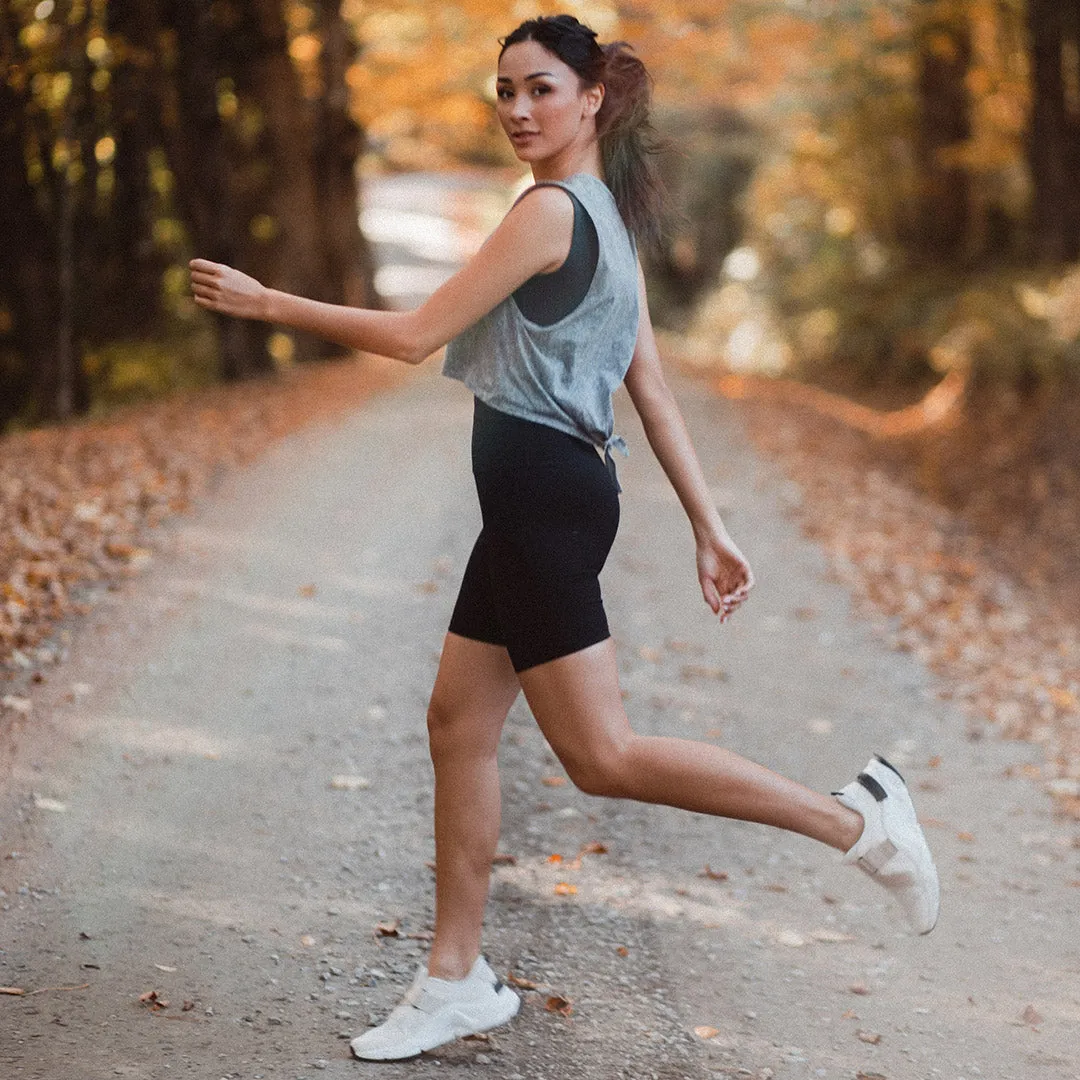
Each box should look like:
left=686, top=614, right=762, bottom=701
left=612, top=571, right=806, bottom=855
left=350, top=955, right=520, bottom=1061
left=834, top=755, right=940, bottom=935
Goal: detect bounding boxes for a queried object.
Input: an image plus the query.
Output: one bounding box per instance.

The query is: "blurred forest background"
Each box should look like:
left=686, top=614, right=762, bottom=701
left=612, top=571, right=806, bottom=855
left=3, top=0, right=1079, bottom=429
left=4, top=2, right=1080, bottom=789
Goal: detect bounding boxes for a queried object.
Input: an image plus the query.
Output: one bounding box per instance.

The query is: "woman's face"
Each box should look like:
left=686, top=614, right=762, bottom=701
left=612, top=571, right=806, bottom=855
left=496, top=40, right=602, bottom=166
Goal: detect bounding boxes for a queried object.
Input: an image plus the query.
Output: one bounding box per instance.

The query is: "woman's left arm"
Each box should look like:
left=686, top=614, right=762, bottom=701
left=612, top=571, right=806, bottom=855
left=623, top=262, right=754, bottom=619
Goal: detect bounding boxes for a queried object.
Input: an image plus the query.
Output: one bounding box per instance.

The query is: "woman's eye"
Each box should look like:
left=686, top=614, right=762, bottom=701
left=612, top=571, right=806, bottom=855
left=532, top=85, right=551, bottom=96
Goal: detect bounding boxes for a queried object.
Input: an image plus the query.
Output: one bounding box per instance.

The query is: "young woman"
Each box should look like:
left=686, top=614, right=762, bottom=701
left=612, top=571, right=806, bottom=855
left=190, top=14, right=939, bottom=1062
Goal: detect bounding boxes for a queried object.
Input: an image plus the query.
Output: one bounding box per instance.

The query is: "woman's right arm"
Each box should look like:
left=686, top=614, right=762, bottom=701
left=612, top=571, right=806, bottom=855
left=189, top=185, right=575, bottom=363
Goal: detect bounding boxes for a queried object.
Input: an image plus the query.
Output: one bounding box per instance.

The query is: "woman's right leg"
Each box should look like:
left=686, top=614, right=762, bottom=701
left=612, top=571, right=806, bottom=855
left=426, top=631, right=521, bottom=980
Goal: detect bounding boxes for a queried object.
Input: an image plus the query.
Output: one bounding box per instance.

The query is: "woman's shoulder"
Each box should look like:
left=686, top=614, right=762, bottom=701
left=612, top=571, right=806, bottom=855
left=509, top=183, right=576, bottom=235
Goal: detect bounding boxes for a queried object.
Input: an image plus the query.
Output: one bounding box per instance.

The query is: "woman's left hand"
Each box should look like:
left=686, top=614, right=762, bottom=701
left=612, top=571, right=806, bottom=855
left=189, top=259, right=270, bottom=320
left=696, top=526, right=754, bottom=622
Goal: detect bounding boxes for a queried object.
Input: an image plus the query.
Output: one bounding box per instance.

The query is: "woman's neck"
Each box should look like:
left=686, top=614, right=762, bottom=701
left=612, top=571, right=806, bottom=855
left=531, top=140, right=603, bottom=184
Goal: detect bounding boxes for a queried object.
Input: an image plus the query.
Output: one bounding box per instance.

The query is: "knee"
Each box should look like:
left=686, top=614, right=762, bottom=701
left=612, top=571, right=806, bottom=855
left=426, top=693, right=499, bottom=762
left=426, top=694, right=459, bottom=754
left=559, top=739, right=634, bottom=799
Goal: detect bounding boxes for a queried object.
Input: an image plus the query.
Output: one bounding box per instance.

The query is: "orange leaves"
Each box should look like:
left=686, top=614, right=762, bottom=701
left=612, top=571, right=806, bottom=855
left=698, top=864, right=729, bottom=882
left=544, top=994, right=573, bottom=1016
left=733, top=384, right=1080, bottom=817
left=139, top=989, right=169, bottom=1012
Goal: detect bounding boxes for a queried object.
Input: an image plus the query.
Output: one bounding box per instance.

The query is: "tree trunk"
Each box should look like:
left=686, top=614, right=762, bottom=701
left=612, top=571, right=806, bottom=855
left=914, top=4, right=972, bottom=259
left=0, top=4, right=90, bottom=425
left=0, top=77, right=53, bottom=428
left=311, top=0, right=379, bottom=316
left=159, top=0, right=273, bottom=379
left=98, top=0, right=169, bottom=342
left=1027, top=0, right=1080, bottom=262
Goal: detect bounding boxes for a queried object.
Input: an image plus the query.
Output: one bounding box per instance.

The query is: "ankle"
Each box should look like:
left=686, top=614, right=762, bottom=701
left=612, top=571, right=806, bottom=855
left=427, top=950, right=478, bottom=981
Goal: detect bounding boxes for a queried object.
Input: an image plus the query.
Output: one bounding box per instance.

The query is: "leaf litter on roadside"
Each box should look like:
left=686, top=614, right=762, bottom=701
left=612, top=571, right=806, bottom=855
left=0, top=356, right=402, bottom=683
left=727, top=379, right=1080, bottom=816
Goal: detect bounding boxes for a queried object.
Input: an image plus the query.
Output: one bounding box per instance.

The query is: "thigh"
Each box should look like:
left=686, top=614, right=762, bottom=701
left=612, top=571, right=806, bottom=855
left=428, top=632, right=521, bottom=755
left=517, top=637, right=631, bottom=776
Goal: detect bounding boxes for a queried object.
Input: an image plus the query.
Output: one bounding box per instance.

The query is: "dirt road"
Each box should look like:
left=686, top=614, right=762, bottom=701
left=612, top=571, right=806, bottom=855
left=2, top=366, right=1078, bottom=1080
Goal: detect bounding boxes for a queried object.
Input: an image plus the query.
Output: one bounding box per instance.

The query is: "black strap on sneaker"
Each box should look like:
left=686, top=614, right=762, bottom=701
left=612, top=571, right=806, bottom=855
left=857, top=772, right=889, bottom=802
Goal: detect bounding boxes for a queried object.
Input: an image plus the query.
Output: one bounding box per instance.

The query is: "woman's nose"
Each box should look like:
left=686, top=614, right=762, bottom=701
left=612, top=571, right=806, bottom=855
left=510, top=92, right=531, bottom=120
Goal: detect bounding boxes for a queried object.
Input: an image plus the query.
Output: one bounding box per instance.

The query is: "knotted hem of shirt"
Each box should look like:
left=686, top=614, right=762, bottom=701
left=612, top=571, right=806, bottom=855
left=603, top=434, right=629, bottom=494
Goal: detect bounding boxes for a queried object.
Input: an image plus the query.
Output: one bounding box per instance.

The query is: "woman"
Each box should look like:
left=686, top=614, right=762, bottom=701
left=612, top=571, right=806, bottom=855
left=190, top=14, right=939, bottom=1062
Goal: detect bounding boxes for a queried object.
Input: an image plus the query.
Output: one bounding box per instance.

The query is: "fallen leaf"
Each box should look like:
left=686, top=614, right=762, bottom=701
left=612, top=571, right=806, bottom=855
left=297, top=583, right=317, bottom=598
left=153, top=965, right=177, bottom=973
left=375, top=920, right=400, bottom=937
left=0, top=987, right=26, bottom=996
left=545, top=994, right=573, bottom=1016
left=698, top=865, right=729, bottom=881
left=1019, top=1004, right=1043, bottom=1026
left=856, top=1030, right=882, bottom=1045
left=849, top=982, right=871, bottom=995
left=957, top=831, right=976, bottom=843
left=856, top=1073, right=887, bottom=1080
left=182, top=1000, right=195, bottom=1012
left=299, top=934, right=316, bottom=947
left=553, top=882, right=577, bottom=896
left=505, top=972, right=539, bottom=991
left=578, top=841, right=608, bottom=856
left=765, top=883, right=788, bottom=893
left=616, top=946, right=629, bottom=957
left=693, top=1025, right=720, bottom=1040
left=139, top=989, right=169, bottom=1010
left=541, top=776, right=567, bottom=787
left=547, top=853, right=563, bottom=865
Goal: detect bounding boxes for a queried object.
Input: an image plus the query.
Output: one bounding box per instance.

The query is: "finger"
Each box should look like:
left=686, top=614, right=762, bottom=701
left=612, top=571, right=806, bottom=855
left=701, top=577, right=721, bottom=615
left=188, top=258, right=221, bottom=272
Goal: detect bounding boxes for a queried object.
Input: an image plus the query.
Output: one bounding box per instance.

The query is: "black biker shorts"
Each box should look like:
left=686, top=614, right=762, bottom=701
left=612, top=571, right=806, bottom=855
left=448, top=398, right=620, bottom=673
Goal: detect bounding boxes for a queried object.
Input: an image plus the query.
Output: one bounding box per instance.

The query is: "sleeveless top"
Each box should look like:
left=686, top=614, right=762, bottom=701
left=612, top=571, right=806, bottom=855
left=442, top=172, right=640, bottom=465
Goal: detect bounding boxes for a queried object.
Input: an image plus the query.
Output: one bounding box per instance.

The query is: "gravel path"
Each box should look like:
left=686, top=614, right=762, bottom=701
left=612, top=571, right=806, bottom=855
left=1, top=365, right=1077, bottom=1080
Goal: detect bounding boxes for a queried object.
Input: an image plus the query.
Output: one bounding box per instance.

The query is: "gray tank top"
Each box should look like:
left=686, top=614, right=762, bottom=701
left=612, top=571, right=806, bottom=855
left=442, top=172, right=639, bottom=463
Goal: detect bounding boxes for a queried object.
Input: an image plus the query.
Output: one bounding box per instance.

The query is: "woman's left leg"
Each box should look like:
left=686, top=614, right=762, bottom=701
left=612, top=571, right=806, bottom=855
left=517, top=637, right=863, bottom=851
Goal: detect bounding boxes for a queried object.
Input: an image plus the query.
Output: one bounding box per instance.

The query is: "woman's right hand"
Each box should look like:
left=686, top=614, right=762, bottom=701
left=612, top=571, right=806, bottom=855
left=189, top=259, right=270, bottom=321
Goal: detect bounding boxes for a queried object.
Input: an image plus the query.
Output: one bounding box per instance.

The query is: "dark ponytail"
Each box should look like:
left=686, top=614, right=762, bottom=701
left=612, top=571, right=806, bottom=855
left=500, top=15, right=667, bottom=250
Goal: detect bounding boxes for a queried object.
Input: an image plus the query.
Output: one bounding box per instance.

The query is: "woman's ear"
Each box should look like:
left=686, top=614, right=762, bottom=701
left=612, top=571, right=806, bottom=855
left=583, top=82, right=604, bottom=119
